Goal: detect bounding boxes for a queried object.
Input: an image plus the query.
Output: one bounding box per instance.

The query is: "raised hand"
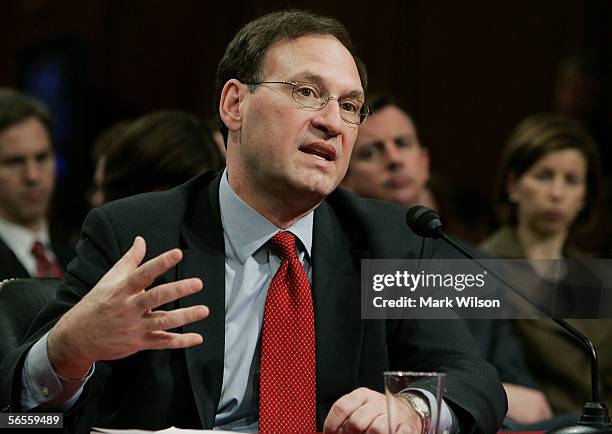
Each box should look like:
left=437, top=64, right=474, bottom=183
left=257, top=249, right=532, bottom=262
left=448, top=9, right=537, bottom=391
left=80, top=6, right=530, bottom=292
left=47, top=236, right=209, bottom=380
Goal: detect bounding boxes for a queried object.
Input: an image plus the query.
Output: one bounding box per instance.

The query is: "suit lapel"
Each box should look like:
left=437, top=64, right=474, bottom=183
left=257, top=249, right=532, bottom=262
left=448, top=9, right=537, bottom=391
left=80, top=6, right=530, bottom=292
left=312, top=200, right=369, bottom=426
left=0, top=237, right=30, bottom=279
left=178, top=174, right=226, bottom=428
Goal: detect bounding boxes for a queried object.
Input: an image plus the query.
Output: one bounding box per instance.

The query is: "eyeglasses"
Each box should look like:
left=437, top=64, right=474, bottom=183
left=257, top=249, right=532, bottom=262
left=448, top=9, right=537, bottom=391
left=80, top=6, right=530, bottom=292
left=247, top=80, right=369, bottom=125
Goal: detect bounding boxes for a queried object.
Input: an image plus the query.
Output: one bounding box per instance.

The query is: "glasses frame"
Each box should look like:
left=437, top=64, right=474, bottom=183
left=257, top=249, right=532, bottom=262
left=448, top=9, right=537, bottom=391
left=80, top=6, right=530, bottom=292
left=247, top=80, right=369, bottom=125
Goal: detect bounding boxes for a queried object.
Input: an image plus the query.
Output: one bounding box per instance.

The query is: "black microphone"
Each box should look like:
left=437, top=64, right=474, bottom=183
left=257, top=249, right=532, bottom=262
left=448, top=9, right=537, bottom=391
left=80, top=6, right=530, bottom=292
left=406, top=204, right=612, bottom=434
left=405, top=205, right=443, bottom=239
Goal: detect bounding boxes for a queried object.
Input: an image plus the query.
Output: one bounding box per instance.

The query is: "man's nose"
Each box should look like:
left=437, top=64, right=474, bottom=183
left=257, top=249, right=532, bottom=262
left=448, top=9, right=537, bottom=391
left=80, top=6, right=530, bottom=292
left=311, top=99, right=344, bottom=138
left=384, top=142, right=403, bottom=165
left=24, top=160, right=42, bottom=182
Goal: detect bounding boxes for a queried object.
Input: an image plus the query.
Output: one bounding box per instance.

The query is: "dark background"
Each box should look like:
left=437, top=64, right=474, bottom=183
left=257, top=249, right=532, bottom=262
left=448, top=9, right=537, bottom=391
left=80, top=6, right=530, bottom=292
left=1, top=0, right=610, bottom=242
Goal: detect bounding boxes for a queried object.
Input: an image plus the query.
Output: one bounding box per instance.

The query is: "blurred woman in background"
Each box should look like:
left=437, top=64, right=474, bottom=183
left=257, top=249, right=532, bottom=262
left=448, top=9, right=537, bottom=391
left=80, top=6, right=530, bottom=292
left=481, top=112, right=612, bottom=414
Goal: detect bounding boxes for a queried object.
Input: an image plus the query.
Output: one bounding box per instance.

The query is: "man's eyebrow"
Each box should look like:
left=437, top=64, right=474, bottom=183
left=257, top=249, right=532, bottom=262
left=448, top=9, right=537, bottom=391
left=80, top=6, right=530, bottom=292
left=299, top=73, right=326, bottom=87
left=0, top=155, right=26, bottom=163
left=346, top=89, right=365, bottom=101
left=298, top=72, right=364, bottom=100
left=358, top=140, right=384, bottom=152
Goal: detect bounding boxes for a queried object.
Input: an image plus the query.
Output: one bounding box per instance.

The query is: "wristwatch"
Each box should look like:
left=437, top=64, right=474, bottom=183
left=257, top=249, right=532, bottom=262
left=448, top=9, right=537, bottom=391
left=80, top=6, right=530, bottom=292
left=398, top=391, right=432, bottom=434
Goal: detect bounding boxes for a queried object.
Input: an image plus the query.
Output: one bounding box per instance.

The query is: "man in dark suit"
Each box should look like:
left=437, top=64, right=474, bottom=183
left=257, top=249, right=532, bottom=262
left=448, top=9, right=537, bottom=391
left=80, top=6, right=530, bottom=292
left=0, top=88, right=72, bottom=280
left=0, top=10, right=506, bottom=434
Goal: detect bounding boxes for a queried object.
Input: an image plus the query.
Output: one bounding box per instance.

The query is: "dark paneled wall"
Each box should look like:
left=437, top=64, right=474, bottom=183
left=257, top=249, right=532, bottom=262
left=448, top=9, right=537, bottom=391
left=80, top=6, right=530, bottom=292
left=1, top=0, right=608, bottom=238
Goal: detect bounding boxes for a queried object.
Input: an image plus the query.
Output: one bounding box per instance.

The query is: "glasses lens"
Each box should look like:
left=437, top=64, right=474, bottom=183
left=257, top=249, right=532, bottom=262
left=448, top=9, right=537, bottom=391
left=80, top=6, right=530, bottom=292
left=292, top=83, right=326, bottom=109
left=338, top=100, right=369, bottom=125
left=290, top=82, right=369, bottom=125
left=337, top=99, right=361, bottom=124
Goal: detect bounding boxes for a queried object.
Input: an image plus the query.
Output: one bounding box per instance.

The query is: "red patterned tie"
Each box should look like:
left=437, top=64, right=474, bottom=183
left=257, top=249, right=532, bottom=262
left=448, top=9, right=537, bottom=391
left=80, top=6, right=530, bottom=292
left=31, top=241, right=64, bottom=278
left=259, top=231, right=316, bottom=433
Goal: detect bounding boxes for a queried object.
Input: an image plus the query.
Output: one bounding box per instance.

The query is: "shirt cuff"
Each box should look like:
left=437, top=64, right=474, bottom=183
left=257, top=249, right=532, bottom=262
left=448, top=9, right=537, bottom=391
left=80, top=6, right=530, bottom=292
left=21, top=331, right=94, bottom=411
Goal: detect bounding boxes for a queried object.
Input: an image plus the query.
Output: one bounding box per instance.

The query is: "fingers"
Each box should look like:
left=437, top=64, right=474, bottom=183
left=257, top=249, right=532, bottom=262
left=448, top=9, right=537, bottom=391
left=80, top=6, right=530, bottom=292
left=137, top=278, right=203, bottom=311
left=323, top=387, right=386, bottom=433
left=324, top=393, right=362, bottom=432
left=346, top=402, right=386, bottom=433
left=145, top=331, right=205, bottom=350
left=104, top=237, right=189, bottom=298
left=125, top=246, right=183, bottom=293
left=367, top=414, right=388, bottom=434
left=104, top=236, right=147, bottom=278
left=143, top=305, right=209, bottom=332
left=324, top=388, right=391, bottom=434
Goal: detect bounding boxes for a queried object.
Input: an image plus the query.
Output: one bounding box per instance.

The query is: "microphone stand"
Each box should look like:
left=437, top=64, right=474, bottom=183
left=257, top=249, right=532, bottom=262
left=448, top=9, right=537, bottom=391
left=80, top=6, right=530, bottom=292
left=437, top=227, right=612, bottom=433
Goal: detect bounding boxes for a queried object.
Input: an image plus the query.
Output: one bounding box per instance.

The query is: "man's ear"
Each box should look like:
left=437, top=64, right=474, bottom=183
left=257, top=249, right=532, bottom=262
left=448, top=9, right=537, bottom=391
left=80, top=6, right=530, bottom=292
left=219, top=79, right=243, bottom=133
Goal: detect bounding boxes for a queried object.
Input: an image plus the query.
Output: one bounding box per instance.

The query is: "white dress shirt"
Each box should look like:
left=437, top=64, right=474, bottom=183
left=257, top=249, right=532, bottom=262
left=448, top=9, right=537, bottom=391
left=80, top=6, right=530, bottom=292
left=0, top=215, right=57, bottom=277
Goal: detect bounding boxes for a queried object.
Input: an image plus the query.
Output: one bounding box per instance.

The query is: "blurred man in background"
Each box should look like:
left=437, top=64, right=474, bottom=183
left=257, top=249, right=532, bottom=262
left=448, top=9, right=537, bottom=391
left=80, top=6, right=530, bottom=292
left=0, top=88, right=72, bottom=280
left=341, top=94, right=435, bottom=209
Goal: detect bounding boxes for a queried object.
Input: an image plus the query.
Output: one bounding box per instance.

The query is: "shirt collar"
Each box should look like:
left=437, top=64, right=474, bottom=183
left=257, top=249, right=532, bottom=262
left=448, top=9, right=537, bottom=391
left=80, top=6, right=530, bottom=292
left=219, top=168, right=313, bottom=264
left=0, top=216, right=51, bottom=254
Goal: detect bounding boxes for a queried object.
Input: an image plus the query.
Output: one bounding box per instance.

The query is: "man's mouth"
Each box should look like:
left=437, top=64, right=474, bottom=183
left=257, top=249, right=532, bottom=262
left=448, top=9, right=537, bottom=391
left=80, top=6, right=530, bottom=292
left=542, top=210, right=563, bottom=221
left=299, top=142, right=337, bottom=162
left=22, top=189, right=48, bottom=202
left=386, top=175, right=413, bottom=188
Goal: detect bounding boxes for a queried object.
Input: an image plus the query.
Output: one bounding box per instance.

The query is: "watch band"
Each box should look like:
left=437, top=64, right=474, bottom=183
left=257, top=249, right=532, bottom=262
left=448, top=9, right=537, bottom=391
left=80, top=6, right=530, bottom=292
left=398, top=391, right=432, bottom=434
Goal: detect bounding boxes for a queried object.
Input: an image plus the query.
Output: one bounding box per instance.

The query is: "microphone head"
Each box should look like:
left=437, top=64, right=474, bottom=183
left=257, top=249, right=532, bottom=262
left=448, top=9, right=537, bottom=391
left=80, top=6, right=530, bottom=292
left=405, top=205, right=443, bottom=239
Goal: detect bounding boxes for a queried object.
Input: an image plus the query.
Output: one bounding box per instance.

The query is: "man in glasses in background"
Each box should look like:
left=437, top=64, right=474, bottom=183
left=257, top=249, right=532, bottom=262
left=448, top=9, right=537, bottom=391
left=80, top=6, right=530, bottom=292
left=2, top=10, right=506, bottom=434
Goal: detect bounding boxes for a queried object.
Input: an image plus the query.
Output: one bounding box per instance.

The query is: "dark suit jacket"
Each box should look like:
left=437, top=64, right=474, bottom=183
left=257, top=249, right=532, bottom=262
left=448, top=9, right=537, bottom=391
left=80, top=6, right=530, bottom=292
left=0, top=234, right=74, bottom=281
left=0, top=172, right=506, bottom=433
left=430, top=239, right=539, bottom=389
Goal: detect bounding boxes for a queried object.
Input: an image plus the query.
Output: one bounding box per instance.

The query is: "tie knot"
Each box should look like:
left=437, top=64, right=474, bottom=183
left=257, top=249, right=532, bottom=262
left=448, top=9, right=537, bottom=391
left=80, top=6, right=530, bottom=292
left=270, top=231, right=299, bottom=260
left=31, top=241, right=46, bottom=259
